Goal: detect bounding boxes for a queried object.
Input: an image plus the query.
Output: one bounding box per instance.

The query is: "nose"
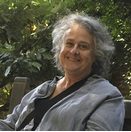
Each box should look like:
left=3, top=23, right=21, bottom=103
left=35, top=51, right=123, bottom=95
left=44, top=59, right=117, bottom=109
left=70, top=45, right=79, bottom=55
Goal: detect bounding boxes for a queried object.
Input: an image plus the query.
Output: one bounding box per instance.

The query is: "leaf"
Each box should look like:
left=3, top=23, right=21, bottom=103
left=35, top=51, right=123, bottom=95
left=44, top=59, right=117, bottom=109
left=31, top=61, right=41, bottom=71
left=36, top=53, right=42, bottom=60
left=4, top=65, right=11, bottom=77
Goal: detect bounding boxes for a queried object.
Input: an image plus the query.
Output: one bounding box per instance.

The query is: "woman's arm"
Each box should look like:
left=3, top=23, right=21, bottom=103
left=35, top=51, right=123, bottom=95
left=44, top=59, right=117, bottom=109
left=0, top=88, right=37, bottom=131
left=85, top=95, right=125, bottom=131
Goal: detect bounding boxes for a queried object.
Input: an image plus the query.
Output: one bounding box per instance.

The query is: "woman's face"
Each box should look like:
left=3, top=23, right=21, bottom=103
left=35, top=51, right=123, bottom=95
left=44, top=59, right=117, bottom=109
left=59, top=23, right=95, bottom=76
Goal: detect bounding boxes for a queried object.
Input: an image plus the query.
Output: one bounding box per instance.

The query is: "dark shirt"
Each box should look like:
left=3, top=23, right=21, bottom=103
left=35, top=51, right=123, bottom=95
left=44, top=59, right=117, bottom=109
left=32, top=76, right=88, bottom=130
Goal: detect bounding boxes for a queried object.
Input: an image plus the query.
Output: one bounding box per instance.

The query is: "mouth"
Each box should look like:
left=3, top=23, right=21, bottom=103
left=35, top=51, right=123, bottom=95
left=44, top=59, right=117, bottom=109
left=66, top=56, right=80, bottom=62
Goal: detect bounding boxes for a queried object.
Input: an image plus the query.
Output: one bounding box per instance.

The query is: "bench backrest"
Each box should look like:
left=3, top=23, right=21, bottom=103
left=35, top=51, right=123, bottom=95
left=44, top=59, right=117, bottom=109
left=9, top=77, right=30, bottom=113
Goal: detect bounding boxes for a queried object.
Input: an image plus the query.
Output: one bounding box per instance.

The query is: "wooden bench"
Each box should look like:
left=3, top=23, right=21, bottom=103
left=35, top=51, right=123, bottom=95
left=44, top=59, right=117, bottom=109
left=9, top=77, right=30, bottom=113
left=9, top=77, right=131, bottom=130
left=123, top=99, right=131, bottom=130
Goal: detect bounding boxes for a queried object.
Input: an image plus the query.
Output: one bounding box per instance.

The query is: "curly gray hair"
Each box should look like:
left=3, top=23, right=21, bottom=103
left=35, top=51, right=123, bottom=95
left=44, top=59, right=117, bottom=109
left=52, top=13, right=115, bottom=78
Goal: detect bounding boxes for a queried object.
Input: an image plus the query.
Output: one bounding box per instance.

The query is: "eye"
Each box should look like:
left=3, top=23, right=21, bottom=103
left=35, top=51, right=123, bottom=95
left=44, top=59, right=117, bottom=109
left=79, top=43, right=90, bottom=50
left=65, top=41, right=74, bottom=48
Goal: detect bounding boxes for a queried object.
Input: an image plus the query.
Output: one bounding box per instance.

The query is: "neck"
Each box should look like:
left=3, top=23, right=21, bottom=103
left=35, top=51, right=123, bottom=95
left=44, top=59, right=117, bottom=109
left=60, top=71, right=90, bottom=90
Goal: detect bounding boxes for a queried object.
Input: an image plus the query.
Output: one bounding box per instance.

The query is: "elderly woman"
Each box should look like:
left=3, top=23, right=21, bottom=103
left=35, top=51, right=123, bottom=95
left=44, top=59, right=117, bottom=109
left=0, top=13, right=125, bottom=131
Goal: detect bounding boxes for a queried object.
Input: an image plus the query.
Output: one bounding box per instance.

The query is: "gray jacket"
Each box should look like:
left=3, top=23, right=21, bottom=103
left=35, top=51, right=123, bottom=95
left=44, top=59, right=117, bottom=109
left=0, top=75, right=125, bottom=131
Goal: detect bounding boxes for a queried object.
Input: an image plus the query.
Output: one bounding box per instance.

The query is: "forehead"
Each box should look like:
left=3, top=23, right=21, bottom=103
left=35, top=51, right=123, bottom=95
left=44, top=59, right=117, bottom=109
left=64, top=23, right=94, bottom=43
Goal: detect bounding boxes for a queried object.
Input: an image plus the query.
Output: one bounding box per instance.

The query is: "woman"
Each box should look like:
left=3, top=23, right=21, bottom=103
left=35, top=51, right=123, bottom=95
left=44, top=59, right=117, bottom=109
left=0, top=13, right=125, bottom=131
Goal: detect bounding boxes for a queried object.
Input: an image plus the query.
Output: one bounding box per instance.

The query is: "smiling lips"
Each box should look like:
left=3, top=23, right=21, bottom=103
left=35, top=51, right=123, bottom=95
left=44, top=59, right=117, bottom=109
left=66, top=56, right=80, bottom=62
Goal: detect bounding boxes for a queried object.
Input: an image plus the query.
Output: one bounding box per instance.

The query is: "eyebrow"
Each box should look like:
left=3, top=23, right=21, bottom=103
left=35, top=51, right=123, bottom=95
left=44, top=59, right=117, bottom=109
left=65, top=38, right=74, bottom=42
left=65, top=38, right=90, bottom=45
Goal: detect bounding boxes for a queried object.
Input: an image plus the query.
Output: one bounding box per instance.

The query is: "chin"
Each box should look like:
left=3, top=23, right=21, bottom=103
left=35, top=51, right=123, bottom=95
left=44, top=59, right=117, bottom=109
left=66, top=69, right=80, bottom=74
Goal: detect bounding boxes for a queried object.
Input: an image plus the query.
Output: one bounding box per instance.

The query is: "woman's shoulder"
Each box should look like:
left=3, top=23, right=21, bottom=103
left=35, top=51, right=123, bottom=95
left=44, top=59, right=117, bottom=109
left=84, top=74, right=122, bottom=97
left=28, top=77, right=59, bottom=99
left=19, top=77, right=59, bottom=106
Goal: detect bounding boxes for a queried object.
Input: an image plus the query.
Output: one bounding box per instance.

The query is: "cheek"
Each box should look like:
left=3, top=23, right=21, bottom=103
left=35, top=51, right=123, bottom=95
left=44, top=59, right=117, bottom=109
left=83, top=51, right=95, bottom=64
left=59, top=47, right=68, bottom=57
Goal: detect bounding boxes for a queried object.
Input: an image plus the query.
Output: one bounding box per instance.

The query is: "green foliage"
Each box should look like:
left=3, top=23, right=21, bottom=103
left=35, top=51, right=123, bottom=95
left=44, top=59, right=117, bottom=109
left=0, top=0, right=130, bottom=117
left=0, top=0, right=59, bottom=85
left=0, top=84, right=11, bottom=118
left=0, top=85, right=11, bottom=106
